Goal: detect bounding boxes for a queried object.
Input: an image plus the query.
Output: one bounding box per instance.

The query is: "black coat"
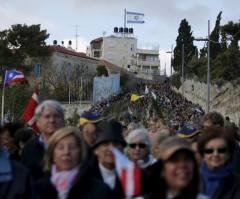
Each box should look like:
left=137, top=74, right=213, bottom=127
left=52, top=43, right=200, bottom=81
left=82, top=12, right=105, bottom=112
left=213, top=173, right=240, bottom=199
left=0, top=161, right=33, bottom=199
left=21, top=136, right=45, bottom=180
left=34, top=166, right=112, bottom=199
left=90, top=162, right=125, bottom=199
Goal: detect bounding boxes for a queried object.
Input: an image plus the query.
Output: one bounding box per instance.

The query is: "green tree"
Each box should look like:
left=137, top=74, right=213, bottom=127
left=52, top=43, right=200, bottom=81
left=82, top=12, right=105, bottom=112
left=212, top=48, right=240, bottom=81
left=210, top=11, right=222, bottom=60
left=96, top=65, right=108, bottom=76
left=221, top=21, right=240, bottom=50
left=172, top=19, right=198, bottom=74
left=0, top=24, right=50, bottom=69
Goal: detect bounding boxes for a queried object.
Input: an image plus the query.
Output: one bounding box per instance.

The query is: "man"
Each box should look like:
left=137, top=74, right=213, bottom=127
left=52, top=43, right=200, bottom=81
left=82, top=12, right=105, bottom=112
left=91, top=120, right=126, bottom=199
left=200, top=111, right=224, bottom=130
left=21, top=100, right=64, bottom=180
left=0, top=146, right=33, bottom=198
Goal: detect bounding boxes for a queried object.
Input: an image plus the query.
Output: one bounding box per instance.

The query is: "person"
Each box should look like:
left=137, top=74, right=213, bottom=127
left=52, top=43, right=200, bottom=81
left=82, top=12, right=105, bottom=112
left=148, top=117, right=159, bottom=140
left=14, top=127, right=35, bottom=156
left=0, top=122, right=24, bottom=161
left=0, top=146, right=33, bottom=198
left=126, top=128, right=155, bottom=168
left=21, top=100, right=65, bottom=180
left=91, top=120, right=127, bottom=199
left=198, top=127, right=240, bottom=199
left=146, top=137, right=207, bottom=199
left=200, top=112, right=224, bottom=130
left=34, top=126, right=112, bottom=199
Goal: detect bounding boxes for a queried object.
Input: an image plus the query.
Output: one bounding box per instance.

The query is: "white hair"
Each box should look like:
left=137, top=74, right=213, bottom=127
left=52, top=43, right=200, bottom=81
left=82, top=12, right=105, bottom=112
left=126, top=128, right=150, bottom=146
left=35, top=100, right=64, bottom=120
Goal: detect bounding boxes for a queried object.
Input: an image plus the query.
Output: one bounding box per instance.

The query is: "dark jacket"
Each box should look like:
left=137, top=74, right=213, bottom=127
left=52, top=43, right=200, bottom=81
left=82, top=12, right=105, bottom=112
left=34, top=166, right=112, bottom=199
left=212, top=174, right=240, bottom=199
left=21, top=136, right=45, bottom=180
left=90, top=162, right=125, bottom=199
left=0, top=161, right=33, bottom=199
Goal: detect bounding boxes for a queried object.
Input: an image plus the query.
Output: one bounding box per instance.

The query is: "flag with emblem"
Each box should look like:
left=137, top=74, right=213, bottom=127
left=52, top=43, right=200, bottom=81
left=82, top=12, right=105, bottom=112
left=126, top=11, right=145, bottom=24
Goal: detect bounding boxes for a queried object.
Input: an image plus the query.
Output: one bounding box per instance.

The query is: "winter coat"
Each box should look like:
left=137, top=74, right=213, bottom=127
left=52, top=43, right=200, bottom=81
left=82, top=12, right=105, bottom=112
left=21, top=136, right=45, bottom=180
left=212, top=174, right=240, bottom=199
left=0, top=160, right=33, bottom=199
left=34, top=165, right=112, bottom=199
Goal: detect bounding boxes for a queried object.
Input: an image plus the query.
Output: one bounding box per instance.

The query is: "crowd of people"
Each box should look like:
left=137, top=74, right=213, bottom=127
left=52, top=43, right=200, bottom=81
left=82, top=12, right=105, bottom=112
left=0, top=83, right=240, bottom=199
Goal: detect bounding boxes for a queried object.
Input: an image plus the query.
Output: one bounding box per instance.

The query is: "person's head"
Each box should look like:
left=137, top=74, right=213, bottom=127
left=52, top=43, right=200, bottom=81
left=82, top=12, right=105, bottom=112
left=148, top=117, right=158, bottom=133
left=14, top=127, right=35, bottom=155
left=151, top=132, right=170, bottom=159
left=44, top=126, right=83, bottom=172
left=79, top=111, right=101, bottom=146
left=198, top=127, right=234, bottom=170
left=0, top=122, right=24, bottom=152
left=93, top=120, right=126, bottom=169
left=35, top=100, right=64, bottom=140
left=158, top=137, right=199, bottom=197
left=200, top=112, right=224, bottom=130
left=126, top=128, right=150, bottom=162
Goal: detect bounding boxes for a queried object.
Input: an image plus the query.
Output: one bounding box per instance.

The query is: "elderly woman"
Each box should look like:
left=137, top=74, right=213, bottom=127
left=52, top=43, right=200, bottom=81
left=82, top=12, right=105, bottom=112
left=35, top=126, right=112, bottom=199
left=197, top=127, right=240, bottom=199
left=126, top=128, right=155, bottom=168
left=146, top=137, right=207, bottom=199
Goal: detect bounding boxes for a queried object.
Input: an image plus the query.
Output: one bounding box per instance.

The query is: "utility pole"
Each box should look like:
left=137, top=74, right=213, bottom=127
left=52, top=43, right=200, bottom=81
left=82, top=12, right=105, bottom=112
left=207, top=20, right=211, bottom=113
left=194, top=20, right=211, bottom=112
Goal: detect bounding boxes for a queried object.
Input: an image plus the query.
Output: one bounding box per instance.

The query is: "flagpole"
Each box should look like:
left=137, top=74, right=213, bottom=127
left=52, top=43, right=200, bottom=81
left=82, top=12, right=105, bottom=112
left=1, top=70, right=7, bottom=125
left=124, top=8, right=126, bottom=29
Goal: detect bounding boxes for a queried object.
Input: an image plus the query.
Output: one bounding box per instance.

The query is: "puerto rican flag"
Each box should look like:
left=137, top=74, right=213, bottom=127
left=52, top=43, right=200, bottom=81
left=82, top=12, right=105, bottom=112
left=21, top=91, right=39, bottom=133
left=4, top=70, right=27, bottom=85
left=112, top=148, right=141, bottom=197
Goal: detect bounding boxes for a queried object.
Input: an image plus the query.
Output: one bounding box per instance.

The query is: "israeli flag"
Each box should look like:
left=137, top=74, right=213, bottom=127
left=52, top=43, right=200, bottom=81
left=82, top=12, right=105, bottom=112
left=126, top=11, right=144, bottom=24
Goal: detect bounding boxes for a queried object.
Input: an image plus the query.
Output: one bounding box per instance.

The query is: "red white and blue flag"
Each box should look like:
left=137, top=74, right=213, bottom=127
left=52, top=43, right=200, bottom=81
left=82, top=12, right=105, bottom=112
left=4, top=70, right=27, bottom=85
left=112, top=148, right=141, bottom=197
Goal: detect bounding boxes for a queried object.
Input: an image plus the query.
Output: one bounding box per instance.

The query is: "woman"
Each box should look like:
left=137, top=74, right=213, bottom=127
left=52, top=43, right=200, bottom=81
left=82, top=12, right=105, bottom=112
left=146, top=137, right=207, bottom=199
left=126, top=128, right=155, bottom=168
left=35, top=126, right=112, bottom=199
left=198, top=127, right=240, bottom=199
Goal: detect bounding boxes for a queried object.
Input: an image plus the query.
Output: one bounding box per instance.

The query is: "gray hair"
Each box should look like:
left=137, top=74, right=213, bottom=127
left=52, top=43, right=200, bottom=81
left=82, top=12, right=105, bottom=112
left=35, top=100, right=64, bottom=120
left=126, top=128, right=150, bottom=146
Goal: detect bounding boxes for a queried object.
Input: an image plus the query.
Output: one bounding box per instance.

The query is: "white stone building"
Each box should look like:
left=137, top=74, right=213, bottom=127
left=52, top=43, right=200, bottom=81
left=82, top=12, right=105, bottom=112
left=86, top=31, right=160, bottom=76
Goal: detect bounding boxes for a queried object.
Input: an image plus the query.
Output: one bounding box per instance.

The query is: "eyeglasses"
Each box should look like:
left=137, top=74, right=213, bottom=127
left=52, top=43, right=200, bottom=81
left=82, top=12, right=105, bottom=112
left=204, top=147, right=227, bottom=154
left=128, top=143, right=147, bottom=149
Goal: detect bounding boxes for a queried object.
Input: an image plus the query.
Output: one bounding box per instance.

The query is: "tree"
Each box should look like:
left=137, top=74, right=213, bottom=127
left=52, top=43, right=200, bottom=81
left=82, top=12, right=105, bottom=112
left=221, top=21, right=240, bottom=50
left=97, top=65, right=108, bottom=76
left=0, top=24, right=50, bottom=69
left=172, top=19, right=198, bottom=74
left=210, top=11, right=222, bottom=60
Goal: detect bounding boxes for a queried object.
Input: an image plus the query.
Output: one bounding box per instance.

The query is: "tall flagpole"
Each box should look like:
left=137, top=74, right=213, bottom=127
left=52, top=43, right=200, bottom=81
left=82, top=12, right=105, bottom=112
left=1, top=70, right=7, bottom=125
left=124, top=8, right=126, bottom=37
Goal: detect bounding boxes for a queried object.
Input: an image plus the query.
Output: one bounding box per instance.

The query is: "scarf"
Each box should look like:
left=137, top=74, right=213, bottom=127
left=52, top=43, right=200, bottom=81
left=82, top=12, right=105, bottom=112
left=200, top=162, right=232, bottom=198
left=0, top=147, right=12, bottom=182
left=51, top=165, right=79, bottom=199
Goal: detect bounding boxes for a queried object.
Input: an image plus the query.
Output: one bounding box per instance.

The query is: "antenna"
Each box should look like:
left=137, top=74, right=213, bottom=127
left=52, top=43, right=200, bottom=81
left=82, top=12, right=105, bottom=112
left=75, top=25, right=81, bottom=51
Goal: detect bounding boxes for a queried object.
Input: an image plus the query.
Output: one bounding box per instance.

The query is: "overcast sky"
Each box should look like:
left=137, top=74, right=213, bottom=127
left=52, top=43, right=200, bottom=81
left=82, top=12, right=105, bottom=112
left=1, top=0, right=239, bottom=75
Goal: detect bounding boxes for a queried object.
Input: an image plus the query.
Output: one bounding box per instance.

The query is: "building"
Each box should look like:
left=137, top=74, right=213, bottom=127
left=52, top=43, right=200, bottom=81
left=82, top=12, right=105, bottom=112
left=87, top=28, right=161, bottom=79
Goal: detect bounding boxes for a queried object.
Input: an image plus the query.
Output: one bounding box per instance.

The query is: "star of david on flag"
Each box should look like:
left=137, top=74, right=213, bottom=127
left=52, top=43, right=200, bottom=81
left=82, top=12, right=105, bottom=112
left=126, top=11, right=145, bottom=24
left=4, top=69, right=27, bottom=85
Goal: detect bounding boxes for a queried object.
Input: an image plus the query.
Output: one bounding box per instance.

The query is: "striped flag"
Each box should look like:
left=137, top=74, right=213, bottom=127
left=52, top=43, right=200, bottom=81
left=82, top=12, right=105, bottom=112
left=4, top=69, right=27, bottom=85
left=126, top=11, right=145, bottom=24
left=21, top=91, right=39, bottom=132
left=112, top=148, right=141, bottom=197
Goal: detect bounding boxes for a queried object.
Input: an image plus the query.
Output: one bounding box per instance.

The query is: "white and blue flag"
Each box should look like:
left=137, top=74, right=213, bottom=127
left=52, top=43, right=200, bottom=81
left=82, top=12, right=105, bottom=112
left=126, top=11, right=144, bottom=24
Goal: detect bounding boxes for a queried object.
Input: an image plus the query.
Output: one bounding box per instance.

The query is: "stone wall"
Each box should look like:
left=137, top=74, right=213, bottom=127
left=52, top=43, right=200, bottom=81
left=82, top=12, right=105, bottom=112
left=179, top=79, right=240, bottom=126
